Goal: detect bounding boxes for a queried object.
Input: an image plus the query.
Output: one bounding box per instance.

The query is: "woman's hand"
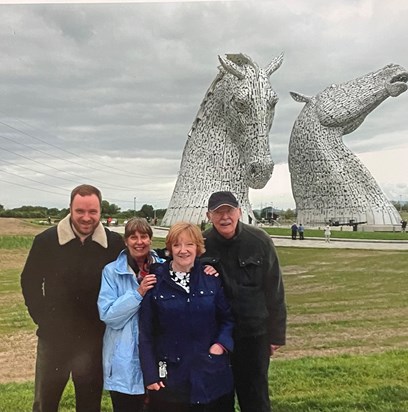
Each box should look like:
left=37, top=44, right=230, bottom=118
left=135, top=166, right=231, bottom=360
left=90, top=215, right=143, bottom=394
left=203, top=265, right=219, bottom=277
left=209, top=343, right=225, bottom=355
left=147, top=381, right=165, bottom=391
left=137, top=274, right=157, bottom=297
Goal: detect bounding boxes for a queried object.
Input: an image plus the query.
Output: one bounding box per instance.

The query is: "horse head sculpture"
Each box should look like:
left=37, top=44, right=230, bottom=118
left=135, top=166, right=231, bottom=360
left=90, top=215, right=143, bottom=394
left=217, top=53, right=282, bottom=188
left=289, top=63, right=408, bottom=226
left=162, top=53, right=283, bottom=226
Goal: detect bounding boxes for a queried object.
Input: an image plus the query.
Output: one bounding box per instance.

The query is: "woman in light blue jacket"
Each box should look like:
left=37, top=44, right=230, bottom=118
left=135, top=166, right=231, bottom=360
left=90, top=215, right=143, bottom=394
left=98, top=218, right=165, bottom=412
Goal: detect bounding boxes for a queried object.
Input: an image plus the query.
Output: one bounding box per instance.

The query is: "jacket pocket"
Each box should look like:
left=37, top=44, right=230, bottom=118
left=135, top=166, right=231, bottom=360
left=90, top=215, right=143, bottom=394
left=237, top=255, right=263, bottom=286
left=194, top=352, right=233, bottom=402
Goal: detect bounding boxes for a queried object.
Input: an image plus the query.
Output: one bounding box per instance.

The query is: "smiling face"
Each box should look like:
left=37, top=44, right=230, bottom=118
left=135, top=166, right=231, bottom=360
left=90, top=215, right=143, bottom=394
left=126, top=231, right=152, bottom=265
left=207, top=205, right=242, bottom=239
left=171, top=231, right=197, bottom=273
left=70, top=194, right=101, bottom=238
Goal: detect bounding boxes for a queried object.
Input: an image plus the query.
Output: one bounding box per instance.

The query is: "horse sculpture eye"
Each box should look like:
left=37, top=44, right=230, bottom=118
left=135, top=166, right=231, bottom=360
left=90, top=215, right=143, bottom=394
left=233, top=99, right=248, bottom=112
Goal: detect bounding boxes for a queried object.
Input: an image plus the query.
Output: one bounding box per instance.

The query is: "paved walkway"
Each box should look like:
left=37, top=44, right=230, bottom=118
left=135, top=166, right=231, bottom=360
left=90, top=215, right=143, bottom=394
left=109, top=226, right=408, bottom=251
left=268, top=235, right=408, bottom=251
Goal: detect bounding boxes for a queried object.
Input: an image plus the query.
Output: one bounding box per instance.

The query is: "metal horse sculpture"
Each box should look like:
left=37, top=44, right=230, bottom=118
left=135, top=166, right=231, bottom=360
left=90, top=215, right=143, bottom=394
left=162, top=53, right=283, bottom=226
left=289, top=63, right=408, bottom=226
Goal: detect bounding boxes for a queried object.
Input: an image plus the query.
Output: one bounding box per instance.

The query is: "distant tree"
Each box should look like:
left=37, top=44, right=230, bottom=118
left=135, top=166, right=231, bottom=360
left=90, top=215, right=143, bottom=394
left=0, top=204, right=4, bottom=211
left=59, top=208, right=69, bottom=218
left=101, top=200, right=121, bottom=216
left=108, top=203, right=121, bottom=215
left=140, top=204, right=154, bottom=219
left=154, top=208, right=167, bottom=219
left=253, top=209, right=261, bottom=220
left=118, top=209, right=136, bottom=219
left=47, top=208, right=60, bottom=216
left=283, top=208, right=296, bottom=221
left=101, top=200, right=110, bottom=215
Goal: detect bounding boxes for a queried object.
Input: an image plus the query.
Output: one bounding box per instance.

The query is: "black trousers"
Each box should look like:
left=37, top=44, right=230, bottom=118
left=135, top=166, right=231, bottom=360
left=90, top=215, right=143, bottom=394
left=109, top=391, right=146, bottom=412
left=32, top=336, right=103, bottom=412
left=232, top=334, right=272, bottom=412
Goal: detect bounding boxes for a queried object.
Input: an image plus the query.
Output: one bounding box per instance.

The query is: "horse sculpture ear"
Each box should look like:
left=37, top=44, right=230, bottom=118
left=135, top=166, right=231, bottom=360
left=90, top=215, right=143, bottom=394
left=218, top=55, right=245, bottom=80
left=265, top=52, right=284, bottom=77
left=290, top=91, right=311, bottom=103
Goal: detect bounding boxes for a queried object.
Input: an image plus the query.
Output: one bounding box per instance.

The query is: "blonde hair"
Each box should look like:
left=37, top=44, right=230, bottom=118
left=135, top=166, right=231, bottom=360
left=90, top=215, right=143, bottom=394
left=165, top=222, right=206, bottom=256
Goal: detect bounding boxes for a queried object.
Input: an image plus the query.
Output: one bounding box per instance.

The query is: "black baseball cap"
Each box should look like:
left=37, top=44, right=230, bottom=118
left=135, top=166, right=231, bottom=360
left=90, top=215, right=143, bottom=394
left=208, top=191, right=239, bottom=211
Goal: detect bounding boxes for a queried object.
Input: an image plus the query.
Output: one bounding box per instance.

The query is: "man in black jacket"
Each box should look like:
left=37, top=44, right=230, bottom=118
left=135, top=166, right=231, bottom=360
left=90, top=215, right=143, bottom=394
left=203, top=191, right=286, bottom=412
left=21, top=184, right=124, bottom=412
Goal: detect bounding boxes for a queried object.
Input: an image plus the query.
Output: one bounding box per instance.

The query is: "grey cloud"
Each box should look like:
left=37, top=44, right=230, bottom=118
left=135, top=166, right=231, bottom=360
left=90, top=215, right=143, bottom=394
left=1, top=0, right=407, bottom=210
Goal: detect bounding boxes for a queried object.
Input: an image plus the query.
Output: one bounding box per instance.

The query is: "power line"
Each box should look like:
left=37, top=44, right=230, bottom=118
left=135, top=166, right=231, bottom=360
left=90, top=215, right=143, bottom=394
left=0, top=177, right=67, bottom=197
left=0, top=143, right=137, bottom=191
left=0, top=117, right=170, bottom=179
left=0, top=169, right=69, bottom=193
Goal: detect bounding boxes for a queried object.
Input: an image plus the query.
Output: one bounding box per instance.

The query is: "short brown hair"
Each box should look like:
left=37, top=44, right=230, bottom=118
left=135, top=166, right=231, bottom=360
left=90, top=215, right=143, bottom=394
left=165, top=222, right=205, bottom=256
left=70, top=184, right=102, bottom=206
left=124, top=218, right=153, bottom=239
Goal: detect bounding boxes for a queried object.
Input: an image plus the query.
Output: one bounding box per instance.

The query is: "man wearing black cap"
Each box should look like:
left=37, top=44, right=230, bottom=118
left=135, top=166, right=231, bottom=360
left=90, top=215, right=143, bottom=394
left=203, top=191, right=286, bottom=412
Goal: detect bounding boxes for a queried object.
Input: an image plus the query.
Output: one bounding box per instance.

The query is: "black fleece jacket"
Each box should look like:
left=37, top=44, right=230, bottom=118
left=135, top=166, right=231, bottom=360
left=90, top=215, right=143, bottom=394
left=21, top=217, right=124, bottom=345
left=203, top=221, right=286, bottom=345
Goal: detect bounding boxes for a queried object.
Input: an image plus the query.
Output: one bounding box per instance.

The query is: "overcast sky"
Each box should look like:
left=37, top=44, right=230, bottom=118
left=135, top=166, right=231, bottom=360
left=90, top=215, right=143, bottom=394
left=1, top=0, right=408, bottom=212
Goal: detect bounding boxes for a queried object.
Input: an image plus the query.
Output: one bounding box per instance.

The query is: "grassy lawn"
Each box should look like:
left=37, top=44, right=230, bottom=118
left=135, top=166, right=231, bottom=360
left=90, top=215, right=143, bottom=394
left=0, top=228, right=407, bottom=410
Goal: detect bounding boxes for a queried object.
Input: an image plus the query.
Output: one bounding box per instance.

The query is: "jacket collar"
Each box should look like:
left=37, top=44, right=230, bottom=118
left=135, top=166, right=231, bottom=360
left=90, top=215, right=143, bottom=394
left=57, top=214, right=108, bottom=248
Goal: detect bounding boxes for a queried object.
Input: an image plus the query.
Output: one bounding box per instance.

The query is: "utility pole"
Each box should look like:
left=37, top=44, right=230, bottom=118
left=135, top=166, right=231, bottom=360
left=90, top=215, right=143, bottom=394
left=134, top=197, right=137, bottom=216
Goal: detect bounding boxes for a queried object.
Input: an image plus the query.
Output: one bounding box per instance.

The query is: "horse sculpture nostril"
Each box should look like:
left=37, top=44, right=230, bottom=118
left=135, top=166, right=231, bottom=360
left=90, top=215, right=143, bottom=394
left=246, top=161, right=274, bottom=189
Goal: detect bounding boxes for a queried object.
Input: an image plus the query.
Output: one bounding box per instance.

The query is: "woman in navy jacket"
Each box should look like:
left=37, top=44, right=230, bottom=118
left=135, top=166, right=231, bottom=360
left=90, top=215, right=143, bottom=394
left=139, top=222, right=234, bottom=412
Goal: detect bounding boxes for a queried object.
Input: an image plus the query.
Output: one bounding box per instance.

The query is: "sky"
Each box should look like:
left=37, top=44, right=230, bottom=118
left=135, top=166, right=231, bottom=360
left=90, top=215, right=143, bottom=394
left=1, top=0, right=408, bottom=212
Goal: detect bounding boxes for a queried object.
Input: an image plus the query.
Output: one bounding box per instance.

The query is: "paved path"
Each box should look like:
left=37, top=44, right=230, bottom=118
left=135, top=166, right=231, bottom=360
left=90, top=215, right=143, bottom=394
left=109, top=226, right=408, bottom=251
left=268, top=236, right=408, bottom=251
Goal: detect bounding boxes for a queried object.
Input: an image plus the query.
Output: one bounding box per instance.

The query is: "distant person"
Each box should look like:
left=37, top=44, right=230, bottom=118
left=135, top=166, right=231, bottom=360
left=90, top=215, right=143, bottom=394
left=202, top=191, right=287, bottom=412
left=401, top=220, right=407, bottom=233
left=139, top=222, right=234, bottom=412
left=324, top=225, right=331, bottom=242
left=298, top=223, right=305, bottom=240
left=21, top=184, right=124, bottom=412
left=291, top=222, right=298, bottom=240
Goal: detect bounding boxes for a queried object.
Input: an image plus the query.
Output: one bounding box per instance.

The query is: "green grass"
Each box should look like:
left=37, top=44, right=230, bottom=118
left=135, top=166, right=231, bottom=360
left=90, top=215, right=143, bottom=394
left=271, top=350, right=408, bottom=411
left=1, top=241, right=408, bottom=411
left=278, top=248, right=408, bottom=354
left=0, top=236, right=36, bottom=249
left=0, top=381, right=113, bottom=412
left=2, top=351, right=408, bottom=411
left=0, top=268, right=35, bottom=334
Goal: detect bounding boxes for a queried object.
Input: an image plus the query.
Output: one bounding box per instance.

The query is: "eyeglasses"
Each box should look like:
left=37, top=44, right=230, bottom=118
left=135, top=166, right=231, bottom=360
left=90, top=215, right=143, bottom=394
left=210, top=206, right=237, bottom=216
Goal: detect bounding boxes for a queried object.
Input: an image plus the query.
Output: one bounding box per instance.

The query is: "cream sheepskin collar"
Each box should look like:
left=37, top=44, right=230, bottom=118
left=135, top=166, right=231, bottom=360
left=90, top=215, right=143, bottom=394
left=57, top=214, right=108, bottom=248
